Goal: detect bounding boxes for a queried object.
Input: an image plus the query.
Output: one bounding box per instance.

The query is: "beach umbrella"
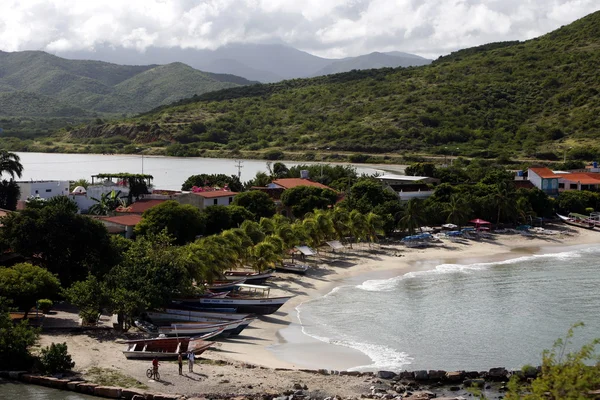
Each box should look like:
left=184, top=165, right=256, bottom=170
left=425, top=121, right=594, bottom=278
left=469, top=218, right=491, bottom=231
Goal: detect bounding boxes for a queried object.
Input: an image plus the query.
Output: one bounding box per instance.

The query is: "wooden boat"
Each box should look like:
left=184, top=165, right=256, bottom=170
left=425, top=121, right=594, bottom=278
left=223, top=270, right=273, bottom=285
left=164, top=308, right=251, bottom=321
left=276, top=263, right=310, bottom=274
left=557, top=214, right=595, bottom=229
left=148, top=310, right=252, bottom=322
left=205, top=279, right=246, bottom=292
left=122, top=336, right=215, bottom=360
left=202, top=291, right=230, bottom=298
left=180, top=296, right=292, bottom=315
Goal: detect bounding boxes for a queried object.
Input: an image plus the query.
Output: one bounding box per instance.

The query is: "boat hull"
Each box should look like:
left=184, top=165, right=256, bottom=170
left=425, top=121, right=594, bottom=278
left=223, top=270, right=273, bottom=285
left=164, top=308, right=251, bottom=321
left=181, top=296, right=291, bottom=315
left=121, top=338, right=213, bottom=360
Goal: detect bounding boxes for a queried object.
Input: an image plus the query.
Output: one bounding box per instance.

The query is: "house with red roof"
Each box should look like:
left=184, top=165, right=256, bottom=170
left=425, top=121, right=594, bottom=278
left=527, top=167, right=560, bottom=196
left=96, top=214, right=142, bottom=239
left=177, top=190, right=238, bottom=211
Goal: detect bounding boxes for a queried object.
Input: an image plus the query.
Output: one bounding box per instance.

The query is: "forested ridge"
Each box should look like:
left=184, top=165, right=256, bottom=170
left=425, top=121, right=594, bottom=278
left=64, top=10, right=600, bottom=161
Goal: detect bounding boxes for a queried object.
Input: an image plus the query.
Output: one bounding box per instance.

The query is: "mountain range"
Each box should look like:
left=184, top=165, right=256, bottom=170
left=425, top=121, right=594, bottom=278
left=53, top=44, right=432, bottom=83
left=0, top=51, right=255, bottom=117
left=65, top=10, right=600, bottom=161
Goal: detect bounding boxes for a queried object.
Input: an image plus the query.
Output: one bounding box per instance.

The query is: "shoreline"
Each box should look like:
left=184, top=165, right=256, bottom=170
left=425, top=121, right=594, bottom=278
left=219, top=227, right=600, bottom=371
left=34, top=226, right=600, bottom=398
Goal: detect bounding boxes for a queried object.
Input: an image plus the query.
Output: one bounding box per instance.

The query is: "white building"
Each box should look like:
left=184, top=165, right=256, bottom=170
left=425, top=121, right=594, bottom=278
left=17, top=180, right=70, bottom=201
left=69, top=182, right=130, bottom=213
left=177, top=191, right=238, bottom=210
left=376, top=174, right=438, bottom=200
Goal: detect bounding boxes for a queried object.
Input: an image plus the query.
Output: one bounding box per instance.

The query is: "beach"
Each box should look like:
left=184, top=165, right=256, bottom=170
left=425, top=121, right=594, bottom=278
left=37, top=225, right=600, bottom=397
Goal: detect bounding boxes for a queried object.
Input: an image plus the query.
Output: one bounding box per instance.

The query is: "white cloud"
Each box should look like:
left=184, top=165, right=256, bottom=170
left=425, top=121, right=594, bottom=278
left=0, top=0, right=598, bottom=58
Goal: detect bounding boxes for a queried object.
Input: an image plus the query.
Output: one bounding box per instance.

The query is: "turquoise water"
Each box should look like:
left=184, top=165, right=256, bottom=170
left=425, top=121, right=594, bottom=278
left=297, top=245, right=600, bottom=371
left=0, top=381, right=98, bottom=399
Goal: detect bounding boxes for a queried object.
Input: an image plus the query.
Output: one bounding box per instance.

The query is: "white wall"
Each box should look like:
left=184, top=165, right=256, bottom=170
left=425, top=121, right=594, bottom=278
left=203, top=195, right=235, bottom=208
left=17, top=181, right=70, bottom=201
left=69, top=184, right=130, bottom=213
left=528, top=170, right=542, bottom=190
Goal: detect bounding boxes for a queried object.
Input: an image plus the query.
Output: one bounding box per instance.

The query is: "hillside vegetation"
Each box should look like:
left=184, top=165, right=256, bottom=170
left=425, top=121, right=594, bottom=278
left=0, top=51, right=253, bottom=117
left=62, top=11, right=600, bottom=162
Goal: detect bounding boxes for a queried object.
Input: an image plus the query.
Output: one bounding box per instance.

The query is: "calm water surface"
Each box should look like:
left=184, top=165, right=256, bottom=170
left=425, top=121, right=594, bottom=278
left=15, top=152, right=390, bottom=190
left=298, top=245, right=600, bottom=371
left=0, top=381, right=97, bottom=399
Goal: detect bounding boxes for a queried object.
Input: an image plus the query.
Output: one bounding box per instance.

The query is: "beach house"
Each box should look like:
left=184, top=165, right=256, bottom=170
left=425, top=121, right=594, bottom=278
left=17, top=180, right=70, bottom=201
left=528, top=167, right=600, bottom=193
left=176, top=190, right=238, bottom=210
left=527, top=167, right=560, bottom=196
left=375, top=174, right=438, bottom=200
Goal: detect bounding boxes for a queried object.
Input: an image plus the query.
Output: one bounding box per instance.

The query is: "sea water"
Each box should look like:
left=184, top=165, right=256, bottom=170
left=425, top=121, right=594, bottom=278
left=297, top=245, right=600, bottom=371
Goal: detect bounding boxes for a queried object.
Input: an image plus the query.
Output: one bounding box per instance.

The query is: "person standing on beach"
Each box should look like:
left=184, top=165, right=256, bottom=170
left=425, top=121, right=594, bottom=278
left=188, top=351, right=195, bottom=373
left=178, top=353, right=183, bottom=375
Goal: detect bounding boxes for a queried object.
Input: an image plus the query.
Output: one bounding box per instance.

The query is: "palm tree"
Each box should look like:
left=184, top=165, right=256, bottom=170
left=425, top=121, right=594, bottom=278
left=349, top=209, right=368, bottom=248
left=249, top=242, right=280, bottom=272
left=330, top=207, right=350, bottom=242
left=89, top=190, right=126, bottom=215
left=0, top=151, right=23, bottom=179
left=515, top=197, right=534, bottom=224
left=444, top=194, right=472, bottom=229
left=259, top=217, right=276, bottom=235
left=492, top=182, right=515, bottom=225
left=398, top=198, right=426, bottom=235
left=240, top=220, right=265, bottom=245
left=365, top=212, right=384, bottom=245
left=221, top=228, right=253, bottom=268
left=275, top=222, right=300, bottom=251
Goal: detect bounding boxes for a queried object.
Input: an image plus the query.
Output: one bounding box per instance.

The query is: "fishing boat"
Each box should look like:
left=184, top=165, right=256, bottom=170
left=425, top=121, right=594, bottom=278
left=148, top=310, right=252, bottom=322
left=205, top=279, right=246, bottom=292
left=276, top=263, right=310, bottom=274
left=157, top=318, right=254, bottom=337
left=164, top=308, right=251, bottom=321
left=202, top=291, right=230, bottom=298
left=223, top=270, right=273, bottom=285
left=181, top=296, right=292, bottom=315
left=557, top=213, right=596, bottom=229
left=121, top=336, right=215, bottom=360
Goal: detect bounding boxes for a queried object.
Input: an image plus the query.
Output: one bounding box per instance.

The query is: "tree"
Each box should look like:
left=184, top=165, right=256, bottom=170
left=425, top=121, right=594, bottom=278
left=349, top=209, right=368, bottom=246
left=0, top=150, right=24, bottom=179
left=104, top=232, right=193, bottom=329
left=0, top=179, right=20, bottom=210
left=44, top=196, right=79, bottom=213
left=241, top=220, right=266, bottom=245
left=365, top=212, right=384, bottom=244
left=135, top=200, right=205, bottom=244
left=64, top=275, right=105, bottom=324
left=0, top=263, right=61, bottom=318
left=181, top=174, right=243, bottom=192
left=343, top=179, right=400, bottom=214
left=227, top=205, right=255, bottom=228
left=405, top=162, right=436, bottom=177
left=89, top=190, right=126, bottom=215
left=0, top=203, right=118, bottom=286
left=398, top=199, right=427, bottom=235
left=281, top=186, right=338, bottom=218
left=506, top=323, right=600, bottom=400
left=232, top=190, right=276, bottom=220
left=444, top=194, right=472, bottom=228
left=202, top=205, right=232, bottom=236
left=69, top=178, right=90, bottom=191
left=39, top=342, right=75, bottom=374
left=0, top=298, right=39, bottom=370
left=249, top=242, right=280, bottom=272
left=491, top=182, right=516, bottom=224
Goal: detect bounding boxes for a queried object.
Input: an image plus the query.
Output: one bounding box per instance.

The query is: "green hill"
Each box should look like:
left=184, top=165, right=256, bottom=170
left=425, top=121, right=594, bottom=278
left=0, top=91, right=92, bottom=117
left=66, top=11, right=600, bottom=161
left=0, top=51, right=254, bottom=117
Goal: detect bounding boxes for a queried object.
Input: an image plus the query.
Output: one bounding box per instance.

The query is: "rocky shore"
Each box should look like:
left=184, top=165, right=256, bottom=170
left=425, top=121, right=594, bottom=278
left=1, top=366, right=533, bottom=400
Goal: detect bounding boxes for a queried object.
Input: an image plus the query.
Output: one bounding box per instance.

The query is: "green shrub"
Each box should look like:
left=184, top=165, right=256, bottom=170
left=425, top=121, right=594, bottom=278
left=39, top=342, right=75, bottom=374
left=264, top=150, right=284, bottom=160
left=37, top=299, right=53, bottom=314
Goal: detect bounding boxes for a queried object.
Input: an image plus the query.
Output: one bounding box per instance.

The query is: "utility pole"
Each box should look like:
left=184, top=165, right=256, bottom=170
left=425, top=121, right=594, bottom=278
left=234, top=160, right=243, bottom=180
left=142, top=153, right=144, bottom=175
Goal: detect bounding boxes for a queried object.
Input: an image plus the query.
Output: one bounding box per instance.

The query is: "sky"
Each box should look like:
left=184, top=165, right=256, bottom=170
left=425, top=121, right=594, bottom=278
left=0, top=0, right=598, bottom=59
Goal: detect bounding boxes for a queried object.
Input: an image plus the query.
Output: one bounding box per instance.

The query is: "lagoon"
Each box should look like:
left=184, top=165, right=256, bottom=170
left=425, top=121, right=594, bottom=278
left=14, top=152, right=401, bottom=191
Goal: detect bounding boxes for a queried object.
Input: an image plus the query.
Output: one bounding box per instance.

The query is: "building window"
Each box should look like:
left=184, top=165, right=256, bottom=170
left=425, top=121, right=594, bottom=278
left=35, top=190, right=39, bottom=194
left=558, top=183, right=564, bottom=189
left=570, top=184, right=577, bottom=189
left=213, top=199, right=218, bottom=205
left=46, top=189, right=52, bottom=193
left=229, top=197, right=233, bottom=204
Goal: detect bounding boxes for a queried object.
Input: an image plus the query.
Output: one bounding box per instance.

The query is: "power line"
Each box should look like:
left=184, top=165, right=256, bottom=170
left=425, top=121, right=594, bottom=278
left=234, top=160, right=243, bottom=180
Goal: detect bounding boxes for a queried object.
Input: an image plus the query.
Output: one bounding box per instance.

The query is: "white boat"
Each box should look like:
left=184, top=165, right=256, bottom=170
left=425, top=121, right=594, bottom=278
left=121, top=330, right=220, bottom=360
left=157, top=318, right=253, bottom=337
left=163, top=308, right=251, bottom=321
left=277, top=263, right=310, bottom=274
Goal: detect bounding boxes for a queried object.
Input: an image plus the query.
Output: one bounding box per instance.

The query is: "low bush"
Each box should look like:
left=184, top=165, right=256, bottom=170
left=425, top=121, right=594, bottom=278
left=37, top=299, right=53, bottom=313
left=39, top=342, right=75, bottom=374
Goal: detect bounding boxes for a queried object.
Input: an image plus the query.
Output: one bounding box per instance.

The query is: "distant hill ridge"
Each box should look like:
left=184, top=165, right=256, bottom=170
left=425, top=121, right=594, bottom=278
left=53, top=44, right=433, bottom=83
left=68, top=10, right=600, bottom=161
left=0, top=51, right=256, bottom=117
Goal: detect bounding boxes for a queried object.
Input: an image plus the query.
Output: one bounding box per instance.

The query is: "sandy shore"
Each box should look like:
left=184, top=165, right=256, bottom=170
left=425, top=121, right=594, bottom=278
left=37, top=225, right=600, bottom=397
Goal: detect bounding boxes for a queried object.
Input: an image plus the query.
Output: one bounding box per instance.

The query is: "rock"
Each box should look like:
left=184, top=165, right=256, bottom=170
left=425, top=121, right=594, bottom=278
left=399, top=371, right=414, bottom=380
left=154, top=395, right=181, bottom=400
left=66, top=381, right=85, bottom=391
left=413, top=370, right=429, bottom=381
left=94, top=386, right=122, bottom=398
left=522, top=366, right=539, bottom=379
left=340, top=371, right=362, bottom=376
left=219, top=379, right=230, bottom=383
left=293, top=383, right=303, bottom=390
left=77, top=382, right=98, bottom=394
left=122, top=388, right=147, bottom=399
left=428, top=370, right=446, bottom=381
left=39, top=377, right=58, bottom=387
left=324, top=397, right=333, bottom=400
left=302, top=384, right=308, bottom=390
left=318, top=369, right=330, bottom=375
left=445, top=371, right=464, bottom=382
left=382, top=394, right=396, bottom=399
left=377, top=371, right=397, bottom=380
left=294, top=390, right=304, bottom=395
left=488, top=367, right=508, bottom=381
left=8, top=371, right=27, bottom=380
left=463, top=379, right=485, bottom=388
left=403, top=391, right=435, bottom=400
left=464, top=371, right=480, bottom=378
left=50, top=378, right=70, bottom=390
left=449, top=386, right=461, bottom=391
left=131, top=396, right=146, bottom=400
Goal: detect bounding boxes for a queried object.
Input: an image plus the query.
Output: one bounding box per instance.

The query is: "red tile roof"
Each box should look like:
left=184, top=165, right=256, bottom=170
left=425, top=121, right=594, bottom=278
left=559, top=173, right=600, bottom=185
left=100, top=214, right=142, bottom=227
left=193, top=191, right=238, bottom=198
left=271, top=178, right=333, bottom=190
left=529, top=167, right=560, bottom=179
left=117, top=199, right=166, bottom=214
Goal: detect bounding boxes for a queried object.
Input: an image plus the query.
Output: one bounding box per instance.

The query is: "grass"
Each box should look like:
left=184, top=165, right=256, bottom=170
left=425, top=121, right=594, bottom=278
left=85, top=367, right=148, bottom=390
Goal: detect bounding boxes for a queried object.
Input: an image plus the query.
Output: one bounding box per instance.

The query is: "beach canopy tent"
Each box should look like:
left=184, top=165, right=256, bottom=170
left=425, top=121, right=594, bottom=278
left=295, top=246, right=317, bottom=256
left=326, top=240, right=345, bottom=251
left=469, top=218, right=491, bottom=231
